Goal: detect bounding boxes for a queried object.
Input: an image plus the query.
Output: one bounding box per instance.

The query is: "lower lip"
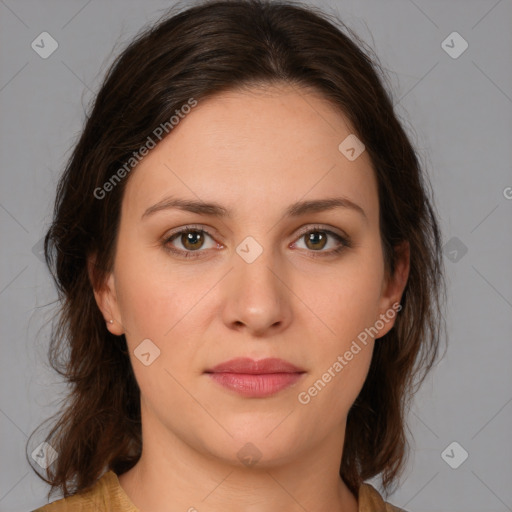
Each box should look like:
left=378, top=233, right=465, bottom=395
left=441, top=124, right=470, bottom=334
left=207, top=372, right=304, bottom=398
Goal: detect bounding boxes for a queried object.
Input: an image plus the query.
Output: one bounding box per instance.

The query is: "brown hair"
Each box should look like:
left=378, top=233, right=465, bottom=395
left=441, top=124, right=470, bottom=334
left=28, top=0, right=447, bottom=500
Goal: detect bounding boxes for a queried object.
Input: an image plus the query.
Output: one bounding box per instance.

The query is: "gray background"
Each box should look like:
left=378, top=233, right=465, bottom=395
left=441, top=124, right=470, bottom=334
left=1, top=0, right=511, bottom=511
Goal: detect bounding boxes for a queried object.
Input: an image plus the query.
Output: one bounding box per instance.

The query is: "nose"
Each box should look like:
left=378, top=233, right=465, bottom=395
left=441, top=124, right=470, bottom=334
left=221, top=246, right=293, bottom=337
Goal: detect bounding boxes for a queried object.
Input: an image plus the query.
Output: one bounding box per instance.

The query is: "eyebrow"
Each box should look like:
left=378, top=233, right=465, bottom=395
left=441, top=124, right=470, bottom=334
left=141, top=195, right=367, bottom=222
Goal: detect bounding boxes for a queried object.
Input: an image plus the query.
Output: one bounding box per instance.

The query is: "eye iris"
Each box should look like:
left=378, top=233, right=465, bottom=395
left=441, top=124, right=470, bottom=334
left=175, top=230, right=332, bottom=253
left=305, top=231, right=327, bottom=250
left=182, top=231, right=204, bottom=250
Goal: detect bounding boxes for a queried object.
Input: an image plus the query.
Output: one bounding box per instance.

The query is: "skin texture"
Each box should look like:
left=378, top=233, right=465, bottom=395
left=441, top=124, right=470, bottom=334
left=91, top=83, right=410, bottom=512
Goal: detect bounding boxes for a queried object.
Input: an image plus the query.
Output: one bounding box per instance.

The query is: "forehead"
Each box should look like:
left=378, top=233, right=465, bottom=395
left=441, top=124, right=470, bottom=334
left=121, top=84, right=379, bottom=225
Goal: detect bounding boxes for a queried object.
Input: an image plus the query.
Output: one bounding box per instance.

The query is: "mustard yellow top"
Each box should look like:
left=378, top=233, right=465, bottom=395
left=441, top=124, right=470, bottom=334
left=32, top=470, right=406, bottom=512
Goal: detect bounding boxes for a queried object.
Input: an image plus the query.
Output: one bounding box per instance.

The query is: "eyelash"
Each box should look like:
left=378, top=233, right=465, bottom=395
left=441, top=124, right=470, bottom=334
left=162, top=224, right=352, bottom=260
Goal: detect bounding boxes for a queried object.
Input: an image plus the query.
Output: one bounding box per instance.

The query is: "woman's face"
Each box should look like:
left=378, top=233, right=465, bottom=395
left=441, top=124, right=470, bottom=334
left=94, top=83, right=409, bottom=468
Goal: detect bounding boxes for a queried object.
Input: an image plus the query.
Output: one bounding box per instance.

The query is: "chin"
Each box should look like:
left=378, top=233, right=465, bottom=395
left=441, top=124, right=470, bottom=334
left=204, top=424, right=307, bottom=468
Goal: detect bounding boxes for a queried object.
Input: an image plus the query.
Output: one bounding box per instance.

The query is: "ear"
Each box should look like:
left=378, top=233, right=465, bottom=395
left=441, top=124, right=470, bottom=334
left=374, top=240, right=410, bottom=339
left=87, top=253, right=124, bottom=336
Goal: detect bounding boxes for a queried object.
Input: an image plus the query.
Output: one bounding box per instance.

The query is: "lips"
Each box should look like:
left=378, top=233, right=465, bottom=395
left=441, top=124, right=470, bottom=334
left=205, top=357, right=305, bottom=374
left=205, top=357, right=306, bottom=398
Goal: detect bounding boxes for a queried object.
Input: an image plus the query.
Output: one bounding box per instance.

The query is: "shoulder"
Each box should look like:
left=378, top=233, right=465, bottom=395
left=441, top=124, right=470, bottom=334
left=31, top=492, right=98, bottom=511
left=31, top=471, right=138, bottom=512
left=358, top=482, right=409, bottom=512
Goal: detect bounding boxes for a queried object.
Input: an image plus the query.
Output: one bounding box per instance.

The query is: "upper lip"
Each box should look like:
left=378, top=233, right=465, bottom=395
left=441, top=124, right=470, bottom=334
left=205, top=357, right=305, bottom=374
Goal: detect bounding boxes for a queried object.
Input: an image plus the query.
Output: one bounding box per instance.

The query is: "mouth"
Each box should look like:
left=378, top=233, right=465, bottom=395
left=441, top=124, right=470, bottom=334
left=204, top=357, right=306, bottom=398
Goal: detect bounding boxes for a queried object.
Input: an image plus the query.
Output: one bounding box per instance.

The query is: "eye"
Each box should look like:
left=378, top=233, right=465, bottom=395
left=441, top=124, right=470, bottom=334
left=291, top=226, right=351, bottom=258
left=163, top=225, right=219, bottom=258
left=162, top=224, right=351, bottom=259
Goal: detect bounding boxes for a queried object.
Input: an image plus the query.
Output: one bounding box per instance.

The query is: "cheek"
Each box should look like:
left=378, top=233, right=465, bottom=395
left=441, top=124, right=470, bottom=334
left=114, top=261, right=202, bottom=409
left=114, top=239, right=197, bottom=332
left=320, top=345, right=374, bottom=421
left=327, top=283, right=382, bottom=344
left=316, top=249, right=385, bottom=342
left=299, top=247, right=383, bottom=408
left=299, top=292, right=377, bottom=419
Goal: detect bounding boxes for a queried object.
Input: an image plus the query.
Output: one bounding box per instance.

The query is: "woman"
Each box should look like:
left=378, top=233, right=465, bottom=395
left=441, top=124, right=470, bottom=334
left=29, top=0, right=446, bottom=510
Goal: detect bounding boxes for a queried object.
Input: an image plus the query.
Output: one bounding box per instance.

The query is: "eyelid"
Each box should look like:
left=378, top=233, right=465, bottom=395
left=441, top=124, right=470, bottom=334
left=165, top=223, right=347, bottom=241
left=164, top=224, right=221, bottom=243
left=162, top=223, right=351, bottom=258
left=293, top=223, right=348, bottom=240
left=162, top=224, right=222, bottom=256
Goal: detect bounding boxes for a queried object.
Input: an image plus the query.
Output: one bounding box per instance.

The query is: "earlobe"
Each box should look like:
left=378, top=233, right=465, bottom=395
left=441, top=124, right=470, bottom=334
left=87, top=254, right=124, bottom=336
